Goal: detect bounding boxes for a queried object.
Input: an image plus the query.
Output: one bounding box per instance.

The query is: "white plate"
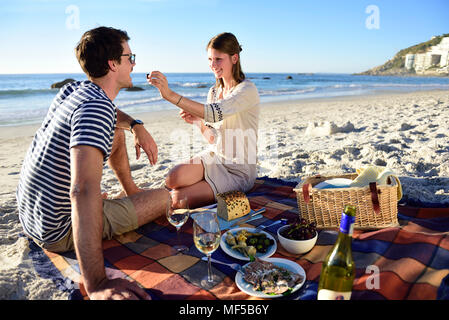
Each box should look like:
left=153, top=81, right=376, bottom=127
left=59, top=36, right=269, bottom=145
left=235, top=257, right=306, bottom=298
left=220, top=227, right=277, bottom=261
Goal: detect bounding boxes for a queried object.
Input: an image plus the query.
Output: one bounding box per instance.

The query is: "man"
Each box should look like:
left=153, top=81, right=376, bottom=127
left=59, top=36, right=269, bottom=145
left=16, top=27, right=169, bottom=300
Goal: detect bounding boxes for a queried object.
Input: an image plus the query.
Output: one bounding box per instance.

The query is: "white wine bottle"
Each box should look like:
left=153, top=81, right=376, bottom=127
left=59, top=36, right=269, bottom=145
left=317, top=204, right=356, bottom=300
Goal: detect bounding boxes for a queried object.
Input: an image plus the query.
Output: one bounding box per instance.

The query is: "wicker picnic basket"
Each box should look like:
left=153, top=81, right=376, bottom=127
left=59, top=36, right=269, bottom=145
left=293, top=173, right=400, bottom=229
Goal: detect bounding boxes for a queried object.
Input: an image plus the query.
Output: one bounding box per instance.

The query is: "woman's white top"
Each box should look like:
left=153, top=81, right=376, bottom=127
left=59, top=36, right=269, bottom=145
left=199, top=79, right=260, bottom=197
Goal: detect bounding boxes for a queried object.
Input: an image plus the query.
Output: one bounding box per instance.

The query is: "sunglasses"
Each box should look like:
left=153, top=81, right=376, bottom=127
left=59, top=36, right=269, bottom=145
left=121, top=53, right=136, bottom=64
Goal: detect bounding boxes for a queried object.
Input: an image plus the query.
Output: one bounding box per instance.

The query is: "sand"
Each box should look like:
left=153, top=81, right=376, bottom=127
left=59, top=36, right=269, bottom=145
left=0, top=89, right=448, bottom=299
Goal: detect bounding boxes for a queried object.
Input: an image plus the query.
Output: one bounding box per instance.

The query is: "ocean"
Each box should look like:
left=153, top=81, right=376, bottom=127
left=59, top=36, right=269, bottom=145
left=1, top=72, right=449, bottom=127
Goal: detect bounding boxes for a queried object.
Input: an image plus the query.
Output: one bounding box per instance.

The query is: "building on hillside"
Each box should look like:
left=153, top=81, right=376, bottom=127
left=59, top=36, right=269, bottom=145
left=404, top=37, right=449, bottom=74
left=405, top=54, right=415, bottom=70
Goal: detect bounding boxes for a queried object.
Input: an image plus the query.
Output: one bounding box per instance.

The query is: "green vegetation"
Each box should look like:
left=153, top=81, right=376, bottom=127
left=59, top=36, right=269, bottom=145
left=383, top=56, right=405, bottom=70
left=356, top=33, right=449, bottom=76
left=396, top=33, right=449, bottom=56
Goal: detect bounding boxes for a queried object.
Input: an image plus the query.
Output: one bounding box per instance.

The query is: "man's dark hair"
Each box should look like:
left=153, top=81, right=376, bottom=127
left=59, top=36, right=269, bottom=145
left=75, top=26, right=130, bottom=78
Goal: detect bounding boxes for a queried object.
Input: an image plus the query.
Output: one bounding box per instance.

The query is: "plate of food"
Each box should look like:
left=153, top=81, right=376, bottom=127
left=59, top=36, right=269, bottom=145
left=235, top=258, right=306, bottom=298
left=220, top=227, right=277, bottom=261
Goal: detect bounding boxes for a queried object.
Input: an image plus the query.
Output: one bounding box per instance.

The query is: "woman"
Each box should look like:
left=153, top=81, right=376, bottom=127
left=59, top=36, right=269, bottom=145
left=148, top=32, right=260, bottom=208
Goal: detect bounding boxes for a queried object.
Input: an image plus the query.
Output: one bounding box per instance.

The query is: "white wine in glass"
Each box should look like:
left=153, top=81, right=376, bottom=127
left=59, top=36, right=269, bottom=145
left=166, top=194, right=190, bottom=253
left=167, top=208, right=189, bottom=228
left=193, top=210, right=221, bottom=286
left=194, top=231, right=221, bottom=255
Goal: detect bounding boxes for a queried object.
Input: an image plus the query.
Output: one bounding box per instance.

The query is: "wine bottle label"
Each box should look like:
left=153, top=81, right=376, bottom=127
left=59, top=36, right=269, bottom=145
left=340, top=213, right=355, bottom=235
left=317, top=289, right=352, bottom=300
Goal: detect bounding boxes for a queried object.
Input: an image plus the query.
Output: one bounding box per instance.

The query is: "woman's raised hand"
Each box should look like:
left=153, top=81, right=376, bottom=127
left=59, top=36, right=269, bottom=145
left=147, top=71, right=171, bottom=100
left=146, top=71, right=205, bottom=120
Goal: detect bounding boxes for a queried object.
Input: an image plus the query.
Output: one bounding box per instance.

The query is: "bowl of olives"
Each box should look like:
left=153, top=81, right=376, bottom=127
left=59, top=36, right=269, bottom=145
left=277, top=218, right=318, bottom=254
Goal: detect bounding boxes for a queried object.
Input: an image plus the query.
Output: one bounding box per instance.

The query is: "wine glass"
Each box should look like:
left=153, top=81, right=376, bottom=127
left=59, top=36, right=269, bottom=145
left=193, top=210, right=221, bottom=286
left=166, top=193, right=190, bottom=253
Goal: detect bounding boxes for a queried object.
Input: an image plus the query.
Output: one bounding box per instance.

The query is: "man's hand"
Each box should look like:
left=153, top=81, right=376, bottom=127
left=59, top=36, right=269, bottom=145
left=115, top=108, right=158, bottom=165
left=132, top=125, right=158, bottom=165
left=89, top=278, right=151, bottom=300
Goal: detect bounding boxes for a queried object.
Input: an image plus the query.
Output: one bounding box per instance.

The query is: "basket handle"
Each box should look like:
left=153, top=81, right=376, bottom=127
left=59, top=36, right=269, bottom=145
left=303, top=183, right=312, bottom=204
left=369, top=182, right=381, bottom=214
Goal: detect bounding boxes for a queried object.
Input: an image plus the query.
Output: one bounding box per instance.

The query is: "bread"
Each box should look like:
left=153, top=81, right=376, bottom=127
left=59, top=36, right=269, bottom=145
left=216, top=190, right=251, bottom=221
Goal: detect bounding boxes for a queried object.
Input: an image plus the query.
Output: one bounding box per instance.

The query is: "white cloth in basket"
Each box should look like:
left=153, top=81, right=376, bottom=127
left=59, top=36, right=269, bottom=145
left=349, top=165, right=402, bottom=200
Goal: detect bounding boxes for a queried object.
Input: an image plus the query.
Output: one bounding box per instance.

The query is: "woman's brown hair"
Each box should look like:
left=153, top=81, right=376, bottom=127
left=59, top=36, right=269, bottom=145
left=207, top=32, right=245, bottom=88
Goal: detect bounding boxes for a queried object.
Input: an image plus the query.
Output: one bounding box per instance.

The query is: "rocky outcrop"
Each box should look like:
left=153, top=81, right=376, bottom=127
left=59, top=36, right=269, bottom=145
left=355, top=64, right=413, bottom=76
left=126, top=86, right=144, bottom=91
left=51, top=78, right=75, bottom=88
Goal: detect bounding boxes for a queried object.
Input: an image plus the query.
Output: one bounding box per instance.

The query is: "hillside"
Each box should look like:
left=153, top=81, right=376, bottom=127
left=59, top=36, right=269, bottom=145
left=356, top=33, right=449, bottom=76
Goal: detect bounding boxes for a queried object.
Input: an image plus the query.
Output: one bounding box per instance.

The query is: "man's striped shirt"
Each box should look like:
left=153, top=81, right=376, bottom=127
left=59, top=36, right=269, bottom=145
left=16, top=80, right=117, bottom=244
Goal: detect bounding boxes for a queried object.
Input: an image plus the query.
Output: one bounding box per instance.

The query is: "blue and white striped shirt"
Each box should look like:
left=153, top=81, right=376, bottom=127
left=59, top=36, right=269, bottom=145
left=16, top=80, right=117, bottom=244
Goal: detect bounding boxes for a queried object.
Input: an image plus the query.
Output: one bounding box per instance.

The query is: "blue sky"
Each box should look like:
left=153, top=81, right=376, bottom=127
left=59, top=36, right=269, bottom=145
left=0, top=0, right=448, bottom=74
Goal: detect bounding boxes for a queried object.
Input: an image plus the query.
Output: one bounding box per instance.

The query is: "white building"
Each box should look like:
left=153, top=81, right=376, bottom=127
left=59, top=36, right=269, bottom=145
left=405, top=54, right=415, bottom=70
left=405, top=36, right=449, bottom=74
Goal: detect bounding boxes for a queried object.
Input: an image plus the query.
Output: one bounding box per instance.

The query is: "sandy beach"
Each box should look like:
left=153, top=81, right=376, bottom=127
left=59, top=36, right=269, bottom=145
left=0, top=89, right=448, bottom=299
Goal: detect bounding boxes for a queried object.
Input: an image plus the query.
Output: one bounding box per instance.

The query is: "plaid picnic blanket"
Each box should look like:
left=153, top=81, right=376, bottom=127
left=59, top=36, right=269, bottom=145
left=28, top=176, right=449, bottom=300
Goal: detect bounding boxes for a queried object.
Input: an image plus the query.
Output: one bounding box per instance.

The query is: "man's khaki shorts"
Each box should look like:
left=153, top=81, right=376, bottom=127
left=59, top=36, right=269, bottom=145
left=32, top=198, right=138, bottom=253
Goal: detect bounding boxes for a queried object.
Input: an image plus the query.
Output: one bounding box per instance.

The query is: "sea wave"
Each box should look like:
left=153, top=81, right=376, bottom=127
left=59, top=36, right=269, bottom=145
left=116, top=92, right=208, bottom=108
left=259, top=87, right=318, bottom=96
left=117, top=96, right=163, bottom=107
left=369, top=82, right=449, bottom=88
left=172, top=82, right=211, bottom=88
left=331, top=84, right=362, bottom=88
left=0, top=88, right=55, bottom=97
left=257, top=82, right=449, bottom=98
